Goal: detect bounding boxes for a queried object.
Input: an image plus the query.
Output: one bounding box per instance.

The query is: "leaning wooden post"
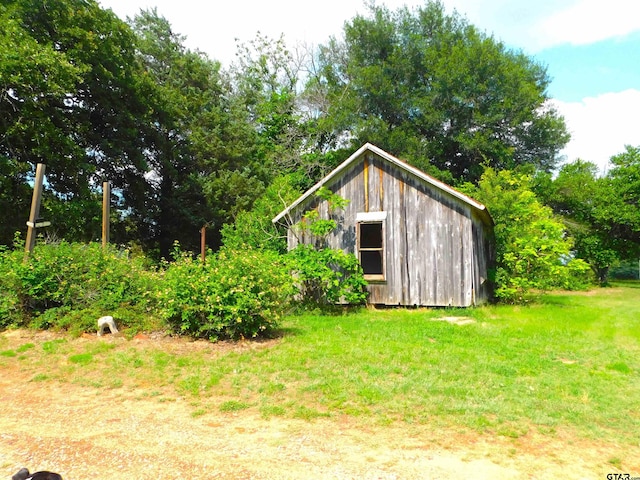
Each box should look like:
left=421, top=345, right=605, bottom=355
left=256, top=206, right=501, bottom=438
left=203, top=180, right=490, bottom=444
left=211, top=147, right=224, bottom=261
left=200, top=225, right=206, bottom=263
left=102, top=181, right=110, bottom=249
left=25, top=163, right=46, bottom=256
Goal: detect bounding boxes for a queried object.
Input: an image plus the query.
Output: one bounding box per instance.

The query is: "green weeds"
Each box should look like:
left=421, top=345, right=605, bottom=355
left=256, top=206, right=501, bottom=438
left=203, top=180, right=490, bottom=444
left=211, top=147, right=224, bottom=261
left=219, top=400, right=251, bottom=413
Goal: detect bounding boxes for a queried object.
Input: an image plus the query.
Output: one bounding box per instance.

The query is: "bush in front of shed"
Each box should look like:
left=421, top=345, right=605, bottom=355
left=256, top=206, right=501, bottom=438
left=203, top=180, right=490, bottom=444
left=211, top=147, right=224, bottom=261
left=287, top=244, right=368, bottom=306
left=157, top=245, right=295, bottom=340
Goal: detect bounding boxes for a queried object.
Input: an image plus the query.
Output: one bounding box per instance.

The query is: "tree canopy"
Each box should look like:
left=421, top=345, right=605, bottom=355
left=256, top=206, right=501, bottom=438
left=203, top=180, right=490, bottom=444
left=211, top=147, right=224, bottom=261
left=128, top=8, right=264, bottom=256
left=310, top=1, right=569, bottom=183
left=537, top=147, right=640, bottom=283
left=0, top=1, right=266, bottom=254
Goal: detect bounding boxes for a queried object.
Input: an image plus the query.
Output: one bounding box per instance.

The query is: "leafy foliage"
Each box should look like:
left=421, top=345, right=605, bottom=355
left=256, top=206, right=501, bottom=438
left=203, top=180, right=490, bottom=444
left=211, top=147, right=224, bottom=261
left=1, top=0, right=572, bottom=259
left=0, top=0, right=148, bottom=246
left=536, top=161, right=619, bottom=284
left=292, top=186, right=350, bottom=247
left=220, top=175, right=301, bottom=253
left=3, top=0, right=611, bottom=318
left=610, top=260, right=640, bottom=280
left=0, top=239, right=298, bottom=340
left=287, top=244, right=368, bottom=306
left=596, top=146, right=640, bottom=256
left=0, top=240, right=158, bottom=333
left=285, top=188, right=368, bottom=306
left=156, top=246, right=295, bottom=340
left=129, top=9, right=266, bottom=257
left=463, top=169, right=590, bottom=302
left=0, top=2, right=267, bottom=255
left=311, top=1, right=569, bottom=183
left=231, top=33, right=303, bottom=174
left=536, top=148, right=640, bottom=284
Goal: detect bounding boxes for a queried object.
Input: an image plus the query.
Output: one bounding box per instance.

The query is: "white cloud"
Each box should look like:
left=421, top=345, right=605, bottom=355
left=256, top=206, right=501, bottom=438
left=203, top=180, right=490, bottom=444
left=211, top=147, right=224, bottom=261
left=100, top=0, right=640, bottom=60
left=552, top=89, right=640, bottom=173
left=535, top=0, right=640, bottom=49
left=100, top=0, right=372, bottom=65
left=441, top=0, right=640, bottom=52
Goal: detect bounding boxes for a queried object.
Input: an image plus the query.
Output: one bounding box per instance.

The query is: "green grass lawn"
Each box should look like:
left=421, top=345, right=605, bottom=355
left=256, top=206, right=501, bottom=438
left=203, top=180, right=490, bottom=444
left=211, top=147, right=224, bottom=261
left=2, top=284, right=640, bottom=445
left=244, top=286, right=640, bottom=442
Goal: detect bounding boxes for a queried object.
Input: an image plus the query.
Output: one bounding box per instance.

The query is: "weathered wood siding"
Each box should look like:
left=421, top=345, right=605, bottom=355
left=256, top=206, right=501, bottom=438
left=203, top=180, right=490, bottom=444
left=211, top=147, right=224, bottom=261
left=286, top=151, right=493, bottom=306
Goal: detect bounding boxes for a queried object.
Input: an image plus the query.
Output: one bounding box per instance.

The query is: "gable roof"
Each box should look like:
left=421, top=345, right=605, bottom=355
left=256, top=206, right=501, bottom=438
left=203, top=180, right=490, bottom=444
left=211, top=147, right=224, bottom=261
left=272, top=143, right=492, bottom=225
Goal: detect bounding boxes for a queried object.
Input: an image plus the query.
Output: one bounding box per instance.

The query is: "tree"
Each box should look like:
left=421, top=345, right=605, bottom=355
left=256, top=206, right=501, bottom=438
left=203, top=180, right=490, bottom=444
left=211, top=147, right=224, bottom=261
left=599, top=146, right=640, bottom=244
left=0, top=0, right=150, bottom=245
left=537, top=161, right=619, bottom=284
left=220, top=175, right=301, bottom=253
left=287, top=188, right=368, bottom=305
left=591, top=146, right=640, bottom=280
left=231, top=33, right=301, bottom=174
left=0, top=2, right=83, bottom=179
left=311, top=1, right=569, bottom=183
left=463, top=168, right=589, bottom=302
left=129, top=9, right=264, bottom=256
left=230, top=34, right=358, bottom=192
left=1, top=2, right=267, bottom=254
left=537, top=148, right=640, bottom=284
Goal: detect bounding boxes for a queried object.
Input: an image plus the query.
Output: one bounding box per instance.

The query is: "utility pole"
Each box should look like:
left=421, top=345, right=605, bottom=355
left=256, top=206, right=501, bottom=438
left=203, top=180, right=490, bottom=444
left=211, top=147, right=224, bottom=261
left=102, top=181, right=110, bottom=248
left=24, top=163, right=47, bottom=256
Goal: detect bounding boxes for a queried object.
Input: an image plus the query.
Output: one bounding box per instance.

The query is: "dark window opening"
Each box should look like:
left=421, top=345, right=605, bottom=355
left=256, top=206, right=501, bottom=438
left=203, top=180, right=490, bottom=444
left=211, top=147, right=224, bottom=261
left=360, top=223, right=382, bottom=249
left=361, top=250, right=383, bottom=275
left=358, top=221, right=384, bottom=279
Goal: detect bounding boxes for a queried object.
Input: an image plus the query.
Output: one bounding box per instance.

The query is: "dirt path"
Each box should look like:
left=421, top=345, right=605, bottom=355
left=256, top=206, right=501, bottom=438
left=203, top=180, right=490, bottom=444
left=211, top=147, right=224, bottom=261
left=0, top=332, right=636, bottom=479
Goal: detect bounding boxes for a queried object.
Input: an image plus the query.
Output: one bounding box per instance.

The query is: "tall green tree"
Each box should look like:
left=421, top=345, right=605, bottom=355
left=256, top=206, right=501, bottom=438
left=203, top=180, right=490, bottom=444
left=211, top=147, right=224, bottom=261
left=230, top=34, right=354, bottom=191
left=1, top=1, right=268, bottom=253
left=537, top=161, right=619, bottom=283
left=130, top=9, right=263, bottom=256
left=220, top=175, right=301, bottom=253
left=0, top=0, right=149, bottom=245
left=231, top=33, right=300, bottom=173
left=311, top=1, right=569, bottom=183
left=0, top=5, right=53, bottom=243
left=591, top=146, right=640, bottom=280
left=599, top=146, right=640, bottom=244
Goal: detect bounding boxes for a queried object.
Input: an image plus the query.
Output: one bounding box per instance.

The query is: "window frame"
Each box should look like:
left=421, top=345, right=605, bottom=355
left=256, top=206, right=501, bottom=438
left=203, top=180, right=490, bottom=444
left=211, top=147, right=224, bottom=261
left=356, top=211, right=386, bottom=282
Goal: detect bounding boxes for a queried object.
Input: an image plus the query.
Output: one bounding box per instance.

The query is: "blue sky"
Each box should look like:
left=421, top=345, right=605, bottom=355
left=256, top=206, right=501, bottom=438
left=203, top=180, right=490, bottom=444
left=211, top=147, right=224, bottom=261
left=536, top=34, right=640, bottom=101
left=99, top=0, right=640, bottom=174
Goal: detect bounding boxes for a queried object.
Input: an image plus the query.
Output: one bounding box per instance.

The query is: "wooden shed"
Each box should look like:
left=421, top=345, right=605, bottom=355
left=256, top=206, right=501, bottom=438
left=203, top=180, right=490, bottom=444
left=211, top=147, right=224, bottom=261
left=272, top=143, right=494, bottom=307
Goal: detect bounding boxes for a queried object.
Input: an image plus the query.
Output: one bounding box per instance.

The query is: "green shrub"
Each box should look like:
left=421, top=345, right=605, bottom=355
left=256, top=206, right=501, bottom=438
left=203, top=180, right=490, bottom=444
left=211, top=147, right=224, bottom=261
left=287, top=244, right=368, bottom=306
left=553, top=258, right=593, bottom=290
left=0, top=241, right=159, bottom=332
left=0, top=247, right=21, bottom=327
left=283, top=186, right=368, bottom=307
left=462, top=169, right=586, bottom=303
left=220, top=175, right=301, bottom=253
left=157, top=247, right=295, bottom=340
left=610, top=260, right=640, bottom=280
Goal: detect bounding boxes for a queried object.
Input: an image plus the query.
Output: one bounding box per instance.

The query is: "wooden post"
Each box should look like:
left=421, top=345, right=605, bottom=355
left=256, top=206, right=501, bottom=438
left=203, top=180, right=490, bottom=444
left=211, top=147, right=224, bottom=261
left=102, top=181, right=110, bottom=248
left=200, top=226, right=206, bottom=263
left=25, top=163, right=46, bottom=256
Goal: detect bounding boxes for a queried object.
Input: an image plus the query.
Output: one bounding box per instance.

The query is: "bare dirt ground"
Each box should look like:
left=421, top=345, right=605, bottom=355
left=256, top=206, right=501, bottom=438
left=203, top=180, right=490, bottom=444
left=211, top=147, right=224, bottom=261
left=0, top=330, right=637, bottom=479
